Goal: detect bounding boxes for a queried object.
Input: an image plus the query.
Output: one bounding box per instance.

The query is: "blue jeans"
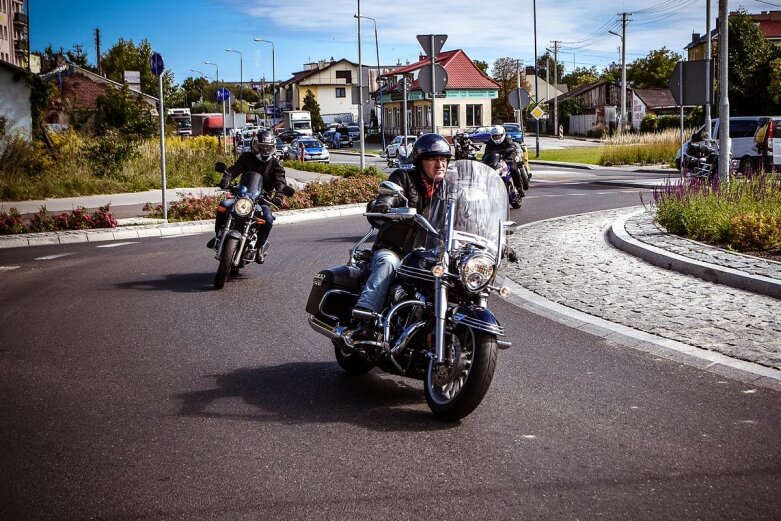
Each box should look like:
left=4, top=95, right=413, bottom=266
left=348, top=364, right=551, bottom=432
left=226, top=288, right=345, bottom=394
left=355, top=249, right=401, bottom=313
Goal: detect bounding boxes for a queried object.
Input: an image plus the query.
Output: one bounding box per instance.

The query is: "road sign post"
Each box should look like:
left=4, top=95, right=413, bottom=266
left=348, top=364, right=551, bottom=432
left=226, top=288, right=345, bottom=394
left=417, top=34, right=447, bottom=134
left=151, top=52, right=167, bottom=222
left=217, top=87, right=231, bottom=154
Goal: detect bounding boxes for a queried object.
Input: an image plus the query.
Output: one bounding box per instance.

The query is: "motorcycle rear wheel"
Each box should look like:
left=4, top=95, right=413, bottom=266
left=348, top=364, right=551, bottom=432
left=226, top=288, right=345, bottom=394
left=424, top=326, right=498, bottom=421
left=333, top=340, right=374, bottom=375
left=214, top=236, right=239, bottom=289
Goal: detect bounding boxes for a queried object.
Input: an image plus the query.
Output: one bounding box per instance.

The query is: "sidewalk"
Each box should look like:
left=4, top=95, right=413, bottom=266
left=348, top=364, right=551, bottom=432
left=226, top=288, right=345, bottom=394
left=504, top=207, right=781, bottom=391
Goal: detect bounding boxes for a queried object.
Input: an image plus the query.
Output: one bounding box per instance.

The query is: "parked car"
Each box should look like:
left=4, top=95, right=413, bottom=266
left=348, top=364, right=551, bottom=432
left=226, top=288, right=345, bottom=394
left=288, top=138, right=330, bottom=163
left=321, top=130, right=354, bottom=148
left=346, top=125, right=361, bottom=141
left=385, top=135, right=417, bottom=158
left=277, top=130, right=306, bottom=143
left=675, top=116, right=771, bottom=175
left=503, top=123, right=525, bottom=143
left=237, top=137, right=253, bottom=153
left=464, top=126, right=492, bottom=143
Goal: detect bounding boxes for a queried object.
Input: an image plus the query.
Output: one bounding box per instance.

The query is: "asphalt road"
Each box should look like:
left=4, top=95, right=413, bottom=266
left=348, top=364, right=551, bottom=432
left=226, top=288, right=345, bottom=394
left=1, top=178, right=779, bottom=519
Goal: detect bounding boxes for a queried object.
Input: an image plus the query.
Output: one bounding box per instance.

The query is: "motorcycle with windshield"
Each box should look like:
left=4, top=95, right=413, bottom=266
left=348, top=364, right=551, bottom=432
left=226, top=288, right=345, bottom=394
left=483, top=150, right=523, bottom=209
left=453, top=132, right=480, bottom=160
left=211, top=161, right=295, bottom=289
left=306, top=160, right=515, bottom=420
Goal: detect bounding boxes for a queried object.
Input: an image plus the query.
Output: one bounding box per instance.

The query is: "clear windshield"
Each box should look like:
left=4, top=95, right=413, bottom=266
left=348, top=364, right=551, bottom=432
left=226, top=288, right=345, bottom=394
left=426, top=160, right=508, bottom=258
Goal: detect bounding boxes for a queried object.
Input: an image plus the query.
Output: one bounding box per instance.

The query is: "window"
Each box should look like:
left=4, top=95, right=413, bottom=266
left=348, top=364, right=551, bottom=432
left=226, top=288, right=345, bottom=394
left=466, top=104, right=482, bottom=127
left=443, top=104, right=459, bottom=127
left=335, top=87, right=345, bottom=98
left=335, top=70, right=352, bottom=84
left=415, top=106, right=422, bottom=128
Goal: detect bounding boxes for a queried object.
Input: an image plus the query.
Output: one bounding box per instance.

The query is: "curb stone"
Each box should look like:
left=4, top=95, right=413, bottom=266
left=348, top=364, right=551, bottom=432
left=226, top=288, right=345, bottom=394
left=0, top=203, right=367, bottom=249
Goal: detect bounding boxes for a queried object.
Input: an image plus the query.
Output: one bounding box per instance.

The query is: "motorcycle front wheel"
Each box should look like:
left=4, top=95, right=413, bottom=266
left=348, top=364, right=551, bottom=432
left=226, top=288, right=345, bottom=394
left=424, top=326, right=498, bottom=421
left=214, top=236, right=239, bottom=289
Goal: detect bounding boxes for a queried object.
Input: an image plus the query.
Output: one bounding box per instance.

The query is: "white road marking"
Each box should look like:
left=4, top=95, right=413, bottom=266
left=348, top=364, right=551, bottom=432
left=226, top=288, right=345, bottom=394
left=160, top=233, right=203, bottom=238
left=0, top=265, right=20, bottom=271
left=34, top=253, right=76, bottom=261
left=96, top=242, right=138, bottom=248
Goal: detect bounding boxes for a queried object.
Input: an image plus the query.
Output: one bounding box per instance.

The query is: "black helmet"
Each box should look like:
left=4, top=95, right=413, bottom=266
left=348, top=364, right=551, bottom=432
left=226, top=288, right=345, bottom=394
left=251, top=130, right=276, bottom=160
left=411, top=133, right=451, bottom=167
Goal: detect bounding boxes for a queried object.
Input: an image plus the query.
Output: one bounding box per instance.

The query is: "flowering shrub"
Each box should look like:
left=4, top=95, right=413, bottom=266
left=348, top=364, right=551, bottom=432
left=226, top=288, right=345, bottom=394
left=652, top=172, right=781, bottom=253
left=283, top=175, right=383, bottom=209
left=0, top=205, right=118, bottom=235
left=143, top=192, right=226, bottom=221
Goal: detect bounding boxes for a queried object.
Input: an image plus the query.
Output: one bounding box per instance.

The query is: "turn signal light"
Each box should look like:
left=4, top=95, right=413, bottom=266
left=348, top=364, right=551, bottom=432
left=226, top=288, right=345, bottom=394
left=255, top=218, right=266, bottom=225
left=499, top=286, right=511, bottom=298
left=216, top=206, right=227, bottom=213
left=431, top=265, right=445, bottom=278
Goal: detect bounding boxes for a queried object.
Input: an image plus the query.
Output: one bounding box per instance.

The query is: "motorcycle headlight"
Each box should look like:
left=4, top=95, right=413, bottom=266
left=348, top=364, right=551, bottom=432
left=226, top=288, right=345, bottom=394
left=458, top=251, right=496, bottom=292
left=234, top=197, right=254, bottom=217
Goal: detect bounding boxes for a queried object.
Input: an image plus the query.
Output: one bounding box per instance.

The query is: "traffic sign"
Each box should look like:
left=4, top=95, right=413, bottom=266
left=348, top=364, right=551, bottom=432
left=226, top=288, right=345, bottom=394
left=530, top=105, right=545, bottom=120
left=417, top=63, right=448, bottom=95
left=217, top=87, right=231, bottom=102
left=669, top=60, right=713, bottom=106
left=509, top=88, right=530, bottom=110
left=150, top=52, right=164, bottom=76
left=417, top=34, right=447, bottom=58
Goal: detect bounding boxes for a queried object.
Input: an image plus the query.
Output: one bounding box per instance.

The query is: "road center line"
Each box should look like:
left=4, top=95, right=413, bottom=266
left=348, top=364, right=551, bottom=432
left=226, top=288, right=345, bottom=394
left=34, top=253, right=76, bottom=260
left=96, top=242, right=139, bottom=248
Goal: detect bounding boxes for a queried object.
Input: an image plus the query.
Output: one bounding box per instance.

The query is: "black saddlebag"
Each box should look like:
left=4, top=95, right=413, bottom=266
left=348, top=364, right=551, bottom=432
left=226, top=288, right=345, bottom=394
left=305, top=265, right=363, bottom=320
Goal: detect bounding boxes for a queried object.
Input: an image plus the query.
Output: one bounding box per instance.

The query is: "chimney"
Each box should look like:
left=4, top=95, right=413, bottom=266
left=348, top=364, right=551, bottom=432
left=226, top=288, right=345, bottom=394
left=691, top=32, right=701, bottom=43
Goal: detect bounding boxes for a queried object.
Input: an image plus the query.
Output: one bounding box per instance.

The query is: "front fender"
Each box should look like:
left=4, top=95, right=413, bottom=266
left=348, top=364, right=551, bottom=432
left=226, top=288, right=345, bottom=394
left=448, top=305, right=505, bottom=337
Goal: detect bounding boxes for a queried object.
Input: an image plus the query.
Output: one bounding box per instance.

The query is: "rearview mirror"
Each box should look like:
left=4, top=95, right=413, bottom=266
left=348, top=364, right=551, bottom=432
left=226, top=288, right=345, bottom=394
left=378, top=180, right=404, bottom=196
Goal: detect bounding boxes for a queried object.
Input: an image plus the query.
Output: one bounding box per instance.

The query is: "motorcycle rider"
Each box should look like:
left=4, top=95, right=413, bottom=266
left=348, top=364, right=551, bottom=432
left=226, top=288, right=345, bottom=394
left=482, top=124, right=528, bottom=197
left=206, top=129, right=292, bottom=251
left=453, top=129, right=479, bottom=160
left=352, top=133, right=452, bottom=339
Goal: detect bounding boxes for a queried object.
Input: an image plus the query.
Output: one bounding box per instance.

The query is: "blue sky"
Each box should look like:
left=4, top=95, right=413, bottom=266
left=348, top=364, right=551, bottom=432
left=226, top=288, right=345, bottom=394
left=30, top=0, right=779, bottom=86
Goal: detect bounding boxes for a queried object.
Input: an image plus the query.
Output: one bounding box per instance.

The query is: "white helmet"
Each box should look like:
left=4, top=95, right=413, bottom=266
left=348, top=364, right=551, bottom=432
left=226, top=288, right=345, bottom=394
left=490, top=125, right=506, bottom=144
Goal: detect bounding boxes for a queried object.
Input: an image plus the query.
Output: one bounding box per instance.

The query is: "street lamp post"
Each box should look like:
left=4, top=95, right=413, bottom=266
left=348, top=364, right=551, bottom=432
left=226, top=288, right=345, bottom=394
left=355, top=14, right=384, bottom=152
left=204, top=60, right=227, bottom=153
left=190, top=69, right=205, bottom=104
left=355, top=1, right=366, bottom=171
left=253, top=38, right=276, bottom=127
left=225, top=48, right=243, bottom=136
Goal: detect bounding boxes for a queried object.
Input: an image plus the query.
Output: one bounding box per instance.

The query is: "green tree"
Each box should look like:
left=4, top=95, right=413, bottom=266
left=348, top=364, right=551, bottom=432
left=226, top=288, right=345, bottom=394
left=600, top=64, right=621, bottom=83
left=727, top=9, right=781, bottom=115
left=101, top=38, right=178, bottom=106
left=94, top=83, right=156, bottom=139
left=536, top=51, right=565, bottom=83
left=302, top=89, right=325, bottom=130
left=561, top=66, right=600, bottom=90
left=473, top=59, right=489, bottom=75
left=626, top=47, right=680, bottom=88
left=490, top=57, right=531, bottom=121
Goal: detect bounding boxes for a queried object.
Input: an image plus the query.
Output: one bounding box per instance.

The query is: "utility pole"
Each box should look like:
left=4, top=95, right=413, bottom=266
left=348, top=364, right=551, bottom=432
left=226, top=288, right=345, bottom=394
left=94, top=28, right=102, bottom=75
left=703, top=0, right=713, bottom=140
left=516, top=59, right=523, bottom=127
left=619, top=12, right=630, bottom=132
left=545, top=55, right=550, bottom=134
left=551, top=40, right=560, bottom=137
left=533, top=0, right=540, bottom=156
left=718, top=0, right=729, bottom=182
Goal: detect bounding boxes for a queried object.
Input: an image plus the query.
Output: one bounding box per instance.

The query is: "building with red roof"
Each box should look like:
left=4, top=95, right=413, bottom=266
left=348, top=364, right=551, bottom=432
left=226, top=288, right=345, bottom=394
left=375, top=49, right=500, bottom=139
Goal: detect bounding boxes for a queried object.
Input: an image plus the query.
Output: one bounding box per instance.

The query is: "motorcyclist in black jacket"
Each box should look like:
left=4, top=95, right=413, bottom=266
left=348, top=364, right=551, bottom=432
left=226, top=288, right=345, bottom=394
left=206, top=130, right=292, bottom=250
left=482, top=125, right=527, bottom=197
left=351, top=133, right=453, bottom=338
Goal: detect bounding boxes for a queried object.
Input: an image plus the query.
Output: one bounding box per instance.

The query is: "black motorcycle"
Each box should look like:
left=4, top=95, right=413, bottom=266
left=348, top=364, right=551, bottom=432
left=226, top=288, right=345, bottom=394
left=453, top=133, right=479, bottom=160
left=682, top=139, right=720, bottom=180
left=306, top=160, right=515, bottom=421
left=483, top=151, right=523, bottom=209
left=211, top=162, right=295, bottom=289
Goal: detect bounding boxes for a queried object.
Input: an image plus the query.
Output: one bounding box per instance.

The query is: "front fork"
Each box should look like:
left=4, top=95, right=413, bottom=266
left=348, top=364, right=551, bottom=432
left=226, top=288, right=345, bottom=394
left=433, top=277, right=448, bottom=363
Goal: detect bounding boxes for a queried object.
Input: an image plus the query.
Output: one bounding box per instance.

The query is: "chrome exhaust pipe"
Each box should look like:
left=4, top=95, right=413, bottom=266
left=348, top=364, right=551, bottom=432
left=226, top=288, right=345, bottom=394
left=308, top=315, right=341, bottom=340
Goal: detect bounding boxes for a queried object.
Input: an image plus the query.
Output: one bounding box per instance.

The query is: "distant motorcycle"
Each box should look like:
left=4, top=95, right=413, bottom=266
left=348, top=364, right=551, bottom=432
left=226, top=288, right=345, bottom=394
left=210, top=162, right=295, bottom=289
left=483, top=151, right=523, bottom=209
left=387, top=144, right=415, bottom=170
left=453, top=133, right=479, bottom=160
left=682, top=140, right=720, bottom=180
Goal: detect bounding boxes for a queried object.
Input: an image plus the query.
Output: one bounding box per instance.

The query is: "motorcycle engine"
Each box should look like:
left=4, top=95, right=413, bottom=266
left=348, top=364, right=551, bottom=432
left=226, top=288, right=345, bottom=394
left=389, top=284, right=408, bottom=305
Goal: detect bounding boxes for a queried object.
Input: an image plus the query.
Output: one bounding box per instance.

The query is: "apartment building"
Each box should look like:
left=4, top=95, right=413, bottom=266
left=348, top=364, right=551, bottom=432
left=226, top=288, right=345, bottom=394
left=0, top=0, right=28, bottom=69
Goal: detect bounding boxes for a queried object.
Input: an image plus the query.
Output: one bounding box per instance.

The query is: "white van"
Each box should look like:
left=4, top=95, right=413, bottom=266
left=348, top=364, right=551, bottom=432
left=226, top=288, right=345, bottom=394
left=757, top=117, right=781, bottom=172
left=677, top=116, right=767, bottom=175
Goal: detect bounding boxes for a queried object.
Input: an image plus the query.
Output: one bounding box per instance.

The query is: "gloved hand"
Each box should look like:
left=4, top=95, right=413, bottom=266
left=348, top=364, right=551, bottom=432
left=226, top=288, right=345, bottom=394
left=218, top=175, right=231, bottom=189
left=271, top=196, right=283, bottom=207
left=372, top=202, right=391, bottom=213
